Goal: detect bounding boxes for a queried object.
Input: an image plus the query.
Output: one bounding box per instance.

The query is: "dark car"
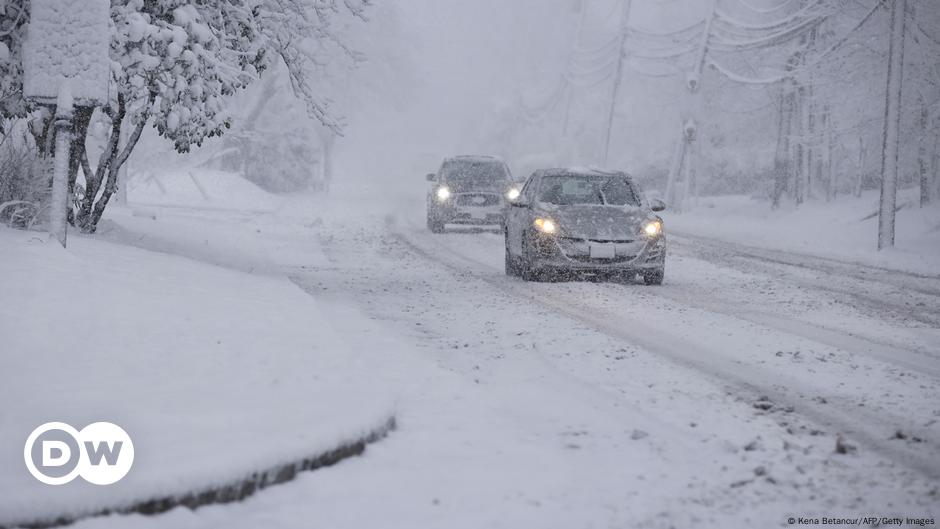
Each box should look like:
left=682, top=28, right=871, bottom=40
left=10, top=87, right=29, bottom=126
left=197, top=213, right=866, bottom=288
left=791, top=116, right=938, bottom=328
left=426, top=156, right=519, bottom=233
left=504, top=168, right=666, bottom=284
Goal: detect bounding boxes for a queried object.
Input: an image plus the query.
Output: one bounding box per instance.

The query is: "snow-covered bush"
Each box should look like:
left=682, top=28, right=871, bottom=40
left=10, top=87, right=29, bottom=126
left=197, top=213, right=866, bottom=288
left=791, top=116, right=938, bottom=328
left=0, top=1, right=27, bottom=120
left=218, top=131, right=321, bottom=193
left=0, top=120, right=49, bottom=228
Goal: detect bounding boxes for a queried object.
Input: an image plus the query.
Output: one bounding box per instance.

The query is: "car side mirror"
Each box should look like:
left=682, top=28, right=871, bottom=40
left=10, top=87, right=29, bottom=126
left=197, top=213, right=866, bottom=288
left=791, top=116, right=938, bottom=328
left=511, top=197, right=530, bottom=208
left=426, top=173, right=436, bottom=182
left=650, top=198, right=666, bottom=212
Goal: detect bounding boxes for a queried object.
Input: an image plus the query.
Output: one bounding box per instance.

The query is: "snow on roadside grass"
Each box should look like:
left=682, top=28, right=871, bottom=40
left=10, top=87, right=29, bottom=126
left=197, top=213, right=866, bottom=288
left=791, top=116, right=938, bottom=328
left=0, top=227, right=395, bottom=527
left=127, top=170, right=282, bottom=212
left=667, top=190, right=940, bottom=274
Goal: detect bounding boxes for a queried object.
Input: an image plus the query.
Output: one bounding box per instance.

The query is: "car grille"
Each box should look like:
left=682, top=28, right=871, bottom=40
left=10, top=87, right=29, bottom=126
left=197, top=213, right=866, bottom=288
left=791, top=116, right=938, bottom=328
left=561, top=237, right=636, bottom=244
left=567, top=254, right=638, bottom=264
left=455, top=193, right=501, bottom=207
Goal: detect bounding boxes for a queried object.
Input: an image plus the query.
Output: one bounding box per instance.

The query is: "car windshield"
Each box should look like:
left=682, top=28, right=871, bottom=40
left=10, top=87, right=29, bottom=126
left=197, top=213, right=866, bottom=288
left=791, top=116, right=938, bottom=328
left=537, top=174, right=640, bottom=206
left=442, top=161, right=509, bottom=191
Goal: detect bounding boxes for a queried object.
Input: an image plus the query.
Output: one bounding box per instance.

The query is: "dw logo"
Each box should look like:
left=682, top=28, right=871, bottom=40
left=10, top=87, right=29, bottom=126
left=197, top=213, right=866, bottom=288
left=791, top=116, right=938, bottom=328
left=24, top=422, right=134, bottom=485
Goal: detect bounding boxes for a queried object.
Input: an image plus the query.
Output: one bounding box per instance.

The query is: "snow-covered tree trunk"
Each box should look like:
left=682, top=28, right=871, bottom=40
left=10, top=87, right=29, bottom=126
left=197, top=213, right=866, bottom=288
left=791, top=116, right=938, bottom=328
left=67, top=107, right=93, bottom=213
left=824, top=106, right=834, bottom=200
left=919, top=104, right=930, bottom=206
left=800, top=27, right=818, bottom=202
left=793, top=86, right=805, bottom=204
left=771, top=88, right=791, bottom=209
left=933, top=136, right=940, bottom=202
left=818, top=105, right=832, bottom=201
left=856, top=136, right=866, bottom=198
left=772, top=46, right=801, bottom=209
left=877, top=0, right=907, bottom=250
left=114, top=123, right=131, bottom=206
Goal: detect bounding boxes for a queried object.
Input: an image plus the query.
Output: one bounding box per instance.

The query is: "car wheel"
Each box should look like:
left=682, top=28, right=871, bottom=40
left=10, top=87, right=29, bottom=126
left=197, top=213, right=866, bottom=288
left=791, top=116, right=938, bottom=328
left=521, top=264, right=544, bottom=282
left=643, top=267, right=664, bottom=286
left=427, top=213, right=445, bottom=233
left=520, top=235, right=543, bottom=282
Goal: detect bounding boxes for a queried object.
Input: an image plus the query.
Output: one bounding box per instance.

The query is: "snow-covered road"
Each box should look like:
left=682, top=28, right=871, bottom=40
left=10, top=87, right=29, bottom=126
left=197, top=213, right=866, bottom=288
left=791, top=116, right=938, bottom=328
left=390, top=211, right=940, bottom=461
left=68, top=193, right=939, bottom=528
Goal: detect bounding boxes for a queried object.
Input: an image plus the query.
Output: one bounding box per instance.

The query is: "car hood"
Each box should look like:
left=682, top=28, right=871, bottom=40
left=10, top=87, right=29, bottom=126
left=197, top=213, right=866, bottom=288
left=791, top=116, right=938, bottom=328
left=536, top=204, right=652, bottom=240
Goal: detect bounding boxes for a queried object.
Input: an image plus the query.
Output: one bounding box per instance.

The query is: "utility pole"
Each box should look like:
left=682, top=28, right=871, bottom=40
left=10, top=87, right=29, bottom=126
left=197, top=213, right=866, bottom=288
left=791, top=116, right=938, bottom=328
left=602, top=0, right=634, bottom=167
left=877, top=0, right=907, bottom=250
left=562, top=0, right=589, bottom=136
left=665, top=0, right=715, bottom=210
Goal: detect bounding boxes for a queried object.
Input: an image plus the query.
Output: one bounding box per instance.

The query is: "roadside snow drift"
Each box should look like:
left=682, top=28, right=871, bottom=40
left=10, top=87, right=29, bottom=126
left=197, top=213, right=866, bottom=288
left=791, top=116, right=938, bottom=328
left=668, top=190, right=940, bottom=275
left=0, top=227, right=395, bottom=527
left=127, top=170, right=283, bottom=212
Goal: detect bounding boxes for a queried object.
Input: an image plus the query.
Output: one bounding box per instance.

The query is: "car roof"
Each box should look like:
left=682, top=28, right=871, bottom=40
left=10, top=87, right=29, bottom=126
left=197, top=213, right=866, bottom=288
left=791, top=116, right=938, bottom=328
left=534, top=167, right=631, bottom=179
left=443, top=155, right=505, bottom=164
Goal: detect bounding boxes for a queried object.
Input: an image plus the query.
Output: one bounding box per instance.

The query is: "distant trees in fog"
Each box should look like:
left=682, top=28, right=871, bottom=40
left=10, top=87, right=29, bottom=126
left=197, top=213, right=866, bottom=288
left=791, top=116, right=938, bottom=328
left=495, top=0, right=939, bottom=249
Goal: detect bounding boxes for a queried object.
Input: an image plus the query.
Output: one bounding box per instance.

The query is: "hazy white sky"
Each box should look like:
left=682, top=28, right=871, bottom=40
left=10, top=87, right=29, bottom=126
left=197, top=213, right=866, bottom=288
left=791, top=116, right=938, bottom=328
left=334, top=0, right=763, bottom=183
left=338, top=0, right=576, bottom=178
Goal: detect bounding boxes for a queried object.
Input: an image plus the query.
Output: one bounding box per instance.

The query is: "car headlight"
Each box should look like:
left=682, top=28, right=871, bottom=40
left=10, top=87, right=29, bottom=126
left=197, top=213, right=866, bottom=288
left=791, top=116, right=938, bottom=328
left=533, top=217, right=557, bottom=234
left=642, top=220, right=662, bottom=237
left=506, top=187, right=521, bottom=201
left=436, top=186, right=452, bottom=201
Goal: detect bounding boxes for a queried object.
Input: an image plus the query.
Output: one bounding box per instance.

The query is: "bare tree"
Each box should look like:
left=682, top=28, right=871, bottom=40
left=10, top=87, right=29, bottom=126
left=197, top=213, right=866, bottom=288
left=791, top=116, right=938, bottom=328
left=877, top=0, right=907, bottom=250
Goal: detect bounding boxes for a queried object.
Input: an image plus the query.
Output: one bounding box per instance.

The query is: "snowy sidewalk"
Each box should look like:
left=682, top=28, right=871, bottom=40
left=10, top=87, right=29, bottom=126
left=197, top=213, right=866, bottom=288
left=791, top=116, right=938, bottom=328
left=0, top=227, right=395, bottom=527
left=665, top=190, right=940, bottom=275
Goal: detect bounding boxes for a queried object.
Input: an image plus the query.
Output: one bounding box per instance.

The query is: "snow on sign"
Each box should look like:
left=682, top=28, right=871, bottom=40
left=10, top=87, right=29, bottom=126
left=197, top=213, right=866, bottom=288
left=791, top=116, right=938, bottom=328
left=23, top=0, right=110, bottom=106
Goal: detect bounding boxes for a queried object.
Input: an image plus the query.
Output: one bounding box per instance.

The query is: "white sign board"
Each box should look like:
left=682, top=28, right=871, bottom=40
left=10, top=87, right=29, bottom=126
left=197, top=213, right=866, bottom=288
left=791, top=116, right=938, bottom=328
left=23, top=0, right=110, bottom=106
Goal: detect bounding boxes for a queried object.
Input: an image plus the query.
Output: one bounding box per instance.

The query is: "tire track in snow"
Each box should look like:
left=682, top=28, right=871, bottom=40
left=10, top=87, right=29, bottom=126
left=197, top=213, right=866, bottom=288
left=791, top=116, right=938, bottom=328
left=669, top=232, right=940, bottom=327
left=633, top=278, right=940, bottom=379
left=391, top=216, right=940, bottom=481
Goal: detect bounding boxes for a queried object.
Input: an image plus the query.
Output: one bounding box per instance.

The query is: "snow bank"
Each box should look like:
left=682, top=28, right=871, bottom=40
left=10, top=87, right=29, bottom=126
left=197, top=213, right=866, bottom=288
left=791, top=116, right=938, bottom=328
left=128, top=169, right=282, bottom=212
left=0, top=227, right=395, bottom=526
left=667, top=190, right=940, bottom=275
left=23, top=0, right=110, bottom=105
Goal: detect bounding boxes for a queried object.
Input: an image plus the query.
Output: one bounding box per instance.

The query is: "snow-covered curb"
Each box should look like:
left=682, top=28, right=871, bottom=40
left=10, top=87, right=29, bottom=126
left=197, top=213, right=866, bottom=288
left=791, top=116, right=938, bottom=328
left=3, top=417, right=395, bottom=529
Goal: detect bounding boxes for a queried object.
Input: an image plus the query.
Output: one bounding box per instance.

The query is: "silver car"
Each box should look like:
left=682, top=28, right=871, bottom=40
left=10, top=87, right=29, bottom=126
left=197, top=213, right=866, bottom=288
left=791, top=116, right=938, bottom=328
left=426, top=156, right=518, bottom=233
left=504, top=168, right=666, bottom=284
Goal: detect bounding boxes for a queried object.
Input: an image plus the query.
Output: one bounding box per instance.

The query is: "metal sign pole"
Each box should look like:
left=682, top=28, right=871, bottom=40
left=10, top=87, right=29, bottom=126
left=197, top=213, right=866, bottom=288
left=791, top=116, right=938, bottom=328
left=50, top=91, right=73, bottom=247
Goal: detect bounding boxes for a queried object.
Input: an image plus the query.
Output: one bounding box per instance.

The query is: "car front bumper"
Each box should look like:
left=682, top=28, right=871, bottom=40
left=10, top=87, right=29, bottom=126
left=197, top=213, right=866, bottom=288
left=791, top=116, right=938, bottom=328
left=528, top=234, right=665, bottom=272
left=435, top=204, right=507, bottom=226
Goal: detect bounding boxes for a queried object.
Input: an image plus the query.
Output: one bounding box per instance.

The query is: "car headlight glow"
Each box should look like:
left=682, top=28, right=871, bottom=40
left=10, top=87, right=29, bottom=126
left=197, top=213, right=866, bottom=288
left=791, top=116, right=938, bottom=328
left=436, top=186, right=452, bottom=201
left=534, top=217, right=557, bottom=234
left=643, top=220, right=662, bottom=237
left=506, top=187, right=521, bottom=201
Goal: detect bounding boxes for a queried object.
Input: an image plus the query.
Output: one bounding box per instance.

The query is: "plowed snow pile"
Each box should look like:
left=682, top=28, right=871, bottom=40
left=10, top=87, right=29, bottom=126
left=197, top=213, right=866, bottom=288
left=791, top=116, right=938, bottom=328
left=0, top=227, right=395, bottom=527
